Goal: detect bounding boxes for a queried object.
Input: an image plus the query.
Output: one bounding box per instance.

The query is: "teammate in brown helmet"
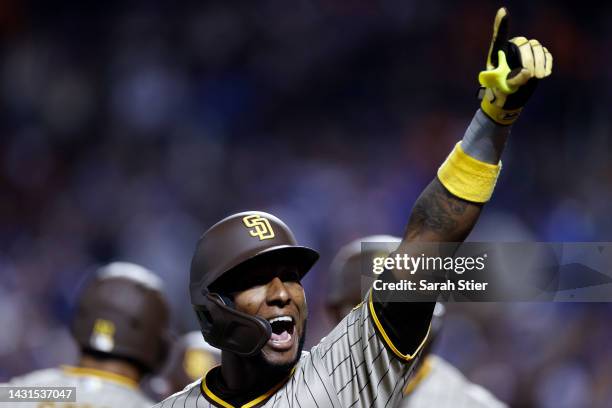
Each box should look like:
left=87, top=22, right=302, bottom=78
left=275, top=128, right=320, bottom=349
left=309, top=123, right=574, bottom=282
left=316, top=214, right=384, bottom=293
left=1, top=262, right=170, bottom=408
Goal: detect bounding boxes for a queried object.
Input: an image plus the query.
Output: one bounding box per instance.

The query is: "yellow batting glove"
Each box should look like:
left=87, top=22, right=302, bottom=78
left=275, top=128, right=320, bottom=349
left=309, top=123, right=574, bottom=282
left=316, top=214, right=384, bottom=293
left=478, top=7, right=553, bottom=125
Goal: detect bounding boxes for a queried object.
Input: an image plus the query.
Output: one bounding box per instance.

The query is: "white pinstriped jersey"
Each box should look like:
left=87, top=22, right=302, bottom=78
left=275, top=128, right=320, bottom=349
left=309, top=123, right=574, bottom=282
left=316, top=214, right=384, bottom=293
left=403, top=355, right=507, bottom=408
left=153, top=296, right=428, bottom=408
left=1, top=366, right=154, bottom=408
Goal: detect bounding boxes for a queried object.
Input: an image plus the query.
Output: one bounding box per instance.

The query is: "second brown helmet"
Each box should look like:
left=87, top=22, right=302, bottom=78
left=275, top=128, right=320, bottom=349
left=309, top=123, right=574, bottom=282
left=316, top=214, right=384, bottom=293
left=71, top=262, right=171, bottom=373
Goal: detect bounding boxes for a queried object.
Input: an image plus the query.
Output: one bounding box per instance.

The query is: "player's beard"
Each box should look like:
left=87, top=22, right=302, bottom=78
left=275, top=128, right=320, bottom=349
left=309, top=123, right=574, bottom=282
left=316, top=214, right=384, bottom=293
left=254, top=318, right=307, bottom=375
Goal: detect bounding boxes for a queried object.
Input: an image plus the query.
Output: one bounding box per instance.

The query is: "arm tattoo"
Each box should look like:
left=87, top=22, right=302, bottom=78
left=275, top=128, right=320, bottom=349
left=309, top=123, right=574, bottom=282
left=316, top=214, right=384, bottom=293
left=404, top=178, right=481, bottom=242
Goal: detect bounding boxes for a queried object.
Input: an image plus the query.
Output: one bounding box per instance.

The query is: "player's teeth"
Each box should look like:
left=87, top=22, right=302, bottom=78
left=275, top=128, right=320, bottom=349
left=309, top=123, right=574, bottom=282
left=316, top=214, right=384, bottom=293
left=268, top=316, right=293, bottom=324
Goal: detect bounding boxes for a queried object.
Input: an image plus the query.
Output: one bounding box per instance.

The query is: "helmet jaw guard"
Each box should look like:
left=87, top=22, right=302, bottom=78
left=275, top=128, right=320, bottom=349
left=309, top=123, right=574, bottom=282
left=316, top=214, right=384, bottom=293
left=194, top=293, right=272, bottom=357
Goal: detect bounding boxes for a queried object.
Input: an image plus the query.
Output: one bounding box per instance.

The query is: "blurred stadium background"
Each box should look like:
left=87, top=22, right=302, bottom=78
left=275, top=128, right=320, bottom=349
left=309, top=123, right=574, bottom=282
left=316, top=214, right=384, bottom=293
left=1, top=0, right=611, bottom=406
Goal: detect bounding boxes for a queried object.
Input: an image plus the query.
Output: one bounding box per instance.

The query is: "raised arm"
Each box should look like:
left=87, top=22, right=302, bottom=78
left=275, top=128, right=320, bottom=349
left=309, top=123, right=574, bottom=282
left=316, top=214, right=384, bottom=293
left=373, top=7, right=553, bottom=357
left=401, top=7, right=553, bottom=248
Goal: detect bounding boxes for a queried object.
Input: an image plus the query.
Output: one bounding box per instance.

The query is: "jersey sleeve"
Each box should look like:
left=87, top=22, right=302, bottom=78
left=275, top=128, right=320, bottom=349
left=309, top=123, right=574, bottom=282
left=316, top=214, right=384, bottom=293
left=311, top=289, right=431, bottom=408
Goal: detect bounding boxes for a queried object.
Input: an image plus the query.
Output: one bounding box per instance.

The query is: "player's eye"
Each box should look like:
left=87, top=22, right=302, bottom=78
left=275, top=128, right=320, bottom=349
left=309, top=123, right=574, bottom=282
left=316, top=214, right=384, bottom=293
left=280, top=268, right=301, bottom=283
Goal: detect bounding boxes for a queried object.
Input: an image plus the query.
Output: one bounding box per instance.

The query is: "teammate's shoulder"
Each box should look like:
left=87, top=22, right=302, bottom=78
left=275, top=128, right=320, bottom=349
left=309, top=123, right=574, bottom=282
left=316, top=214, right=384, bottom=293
left=427, top=355, right=471, bottom=381
left=462, top=384, right=507, bottom=408
left=152, top=379, right=202, bottom=407
left=428, top=356, right=507, bottom=407
left=7, top=367, right=65, bottom=386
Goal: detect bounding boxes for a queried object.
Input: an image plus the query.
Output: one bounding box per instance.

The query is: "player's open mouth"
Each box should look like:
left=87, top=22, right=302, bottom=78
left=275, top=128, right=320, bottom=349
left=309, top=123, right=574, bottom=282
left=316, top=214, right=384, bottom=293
left=267, top=315, right=296, bottom=351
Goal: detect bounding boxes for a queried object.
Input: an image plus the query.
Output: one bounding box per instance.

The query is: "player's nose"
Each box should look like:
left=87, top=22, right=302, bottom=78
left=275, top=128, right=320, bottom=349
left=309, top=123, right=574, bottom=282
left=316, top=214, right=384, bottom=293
left=265, top=277, right=291, bottom=307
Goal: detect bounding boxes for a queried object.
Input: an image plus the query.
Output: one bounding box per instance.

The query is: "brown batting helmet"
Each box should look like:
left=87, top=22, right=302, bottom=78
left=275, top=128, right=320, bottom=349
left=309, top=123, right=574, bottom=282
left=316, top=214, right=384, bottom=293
left=190, top=211, right=319, bottom=356
left=71, top=262, right=170, bottom=372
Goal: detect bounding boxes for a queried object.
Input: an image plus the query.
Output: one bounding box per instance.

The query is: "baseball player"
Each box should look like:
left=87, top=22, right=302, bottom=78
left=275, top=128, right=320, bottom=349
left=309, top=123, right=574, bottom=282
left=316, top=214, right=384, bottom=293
left=327, top=236, right=507, bottom=407
left=1, top=262, right=170, bottom=408
left=143, top=331, right=221, bottom=401
left=154, top=7, right=552, bottom=408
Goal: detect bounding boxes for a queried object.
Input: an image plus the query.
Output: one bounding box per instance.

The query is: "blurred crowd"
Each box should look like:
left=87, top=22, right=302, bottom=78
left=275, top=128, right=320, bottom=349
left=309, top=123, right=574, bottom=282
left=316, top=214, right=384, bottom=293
left=1, top=1, right=611, bottom=406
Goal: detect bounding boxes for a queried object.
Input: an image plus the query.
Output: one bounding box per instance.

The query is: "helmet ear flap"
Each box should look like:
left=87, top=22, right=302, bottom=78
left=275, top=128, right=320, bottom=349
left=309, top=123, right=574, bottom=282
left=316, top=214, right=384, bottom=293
left=194, top=293, right=271, bottom=357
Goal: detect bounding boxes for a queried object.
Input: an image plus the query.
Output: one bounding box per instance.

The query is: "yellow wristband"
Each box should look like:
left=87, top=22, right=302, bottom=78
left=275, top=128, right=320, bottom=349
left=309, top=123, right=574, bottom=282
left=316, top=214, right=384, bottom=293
left=437, top=142, right=502, bottom=203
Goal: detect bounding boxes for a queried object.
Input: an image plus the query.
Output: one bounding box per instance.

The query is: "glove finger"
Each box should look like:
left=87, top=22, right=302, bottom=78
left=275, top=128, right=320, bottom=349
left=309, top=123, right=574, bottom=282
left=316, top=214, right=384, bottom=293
left=543, top=47, right=553, bottom=76
left=488, top=7, right=510, bottom=69
left=510, top=36, right=529, bottom=47
left=513, top=37, right=535, bottom=74
left=530, top=39, right=546, bottom=78
left=493, top=8, right=509, bottom=44
left=507, top=68, right=533, bottom=88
